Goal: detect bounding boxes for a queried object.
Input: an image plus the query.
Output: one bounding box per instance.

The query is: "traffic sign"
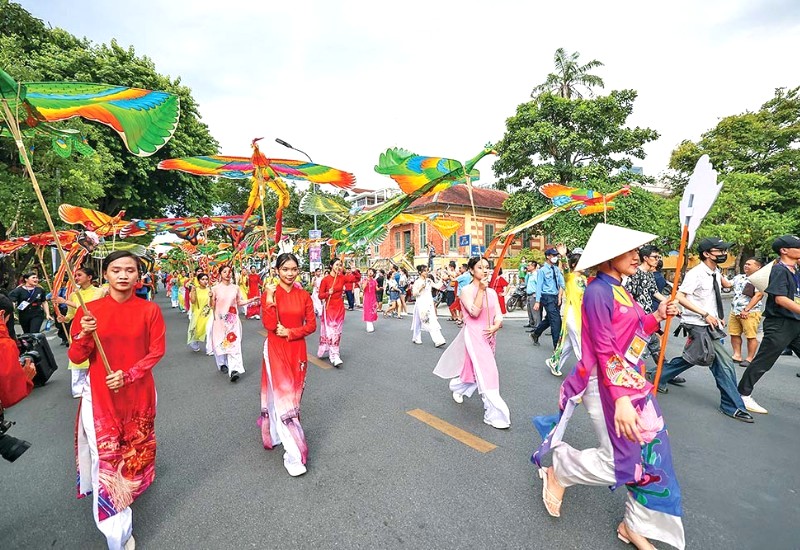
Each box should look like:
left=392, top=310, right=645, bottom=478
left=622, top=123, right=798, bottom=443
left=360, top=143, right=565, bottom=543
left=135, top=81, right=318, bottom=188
left=470, top=245, right=486, bottom=256
left=458, top=234, right=471, bottom=247
left=309, top=229, right=322, bottom=239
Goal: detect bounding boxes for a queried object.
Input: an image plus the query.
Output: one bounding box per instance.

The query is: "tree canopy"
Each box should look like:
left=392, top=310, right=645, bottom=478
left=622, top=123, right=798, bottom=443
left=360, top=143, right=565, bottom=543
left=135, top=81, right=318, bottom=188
left=0, top=0, right=220, bottom=234
left=668, top=86, right=800, bottom=257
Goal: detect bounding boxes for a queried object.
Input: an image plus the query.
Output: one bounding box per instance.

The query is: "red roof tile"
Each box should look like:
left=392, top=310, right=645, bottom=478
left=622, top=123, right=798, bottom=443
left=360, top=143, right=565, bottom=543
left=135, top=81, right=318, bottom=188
left=409, top=187, right=508, bottom=211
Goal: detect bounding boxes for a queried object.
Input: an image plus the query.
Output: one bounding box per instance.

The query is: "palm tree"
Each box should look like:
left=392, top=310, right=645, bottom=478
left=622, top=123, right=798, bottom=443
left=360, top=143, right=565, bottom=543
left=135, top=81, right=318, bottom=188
left=531, top=48, right=605, bottom=99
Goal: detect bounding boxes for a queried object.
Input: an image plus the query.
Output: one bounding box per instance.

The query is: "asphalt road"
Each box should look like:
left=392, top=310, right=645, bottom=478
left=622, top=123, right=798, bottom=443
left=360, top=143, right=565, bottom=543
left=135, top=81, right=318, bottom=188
left=2, top=292, right=798, bottom=549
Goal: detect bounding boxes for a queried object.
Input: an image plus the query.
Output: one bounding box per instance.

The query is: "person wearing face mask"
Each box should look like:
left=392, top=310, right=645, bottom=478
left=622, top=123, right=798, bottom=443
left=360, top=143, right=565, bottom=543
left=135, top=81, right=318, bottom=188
left=531, top=248, right=566, bottom=348
left=657, top=238, right=754, bottom=423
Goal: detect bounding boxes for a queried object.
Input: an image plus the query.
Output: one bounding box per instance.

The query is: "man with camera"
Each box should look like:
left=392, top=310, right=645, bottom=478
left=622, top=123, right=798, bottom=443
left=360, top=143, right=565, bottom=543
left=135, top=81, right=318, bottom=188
left=0, top=294, right=35, bottom=462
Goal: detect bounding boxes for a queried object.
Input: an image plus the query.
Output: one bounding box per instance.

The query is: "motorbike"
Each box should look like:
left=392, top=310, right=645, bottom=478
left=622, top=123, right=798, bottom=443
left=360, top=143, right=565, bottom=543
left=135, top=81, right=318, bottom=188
left=505, top=282, right=528, bottom=312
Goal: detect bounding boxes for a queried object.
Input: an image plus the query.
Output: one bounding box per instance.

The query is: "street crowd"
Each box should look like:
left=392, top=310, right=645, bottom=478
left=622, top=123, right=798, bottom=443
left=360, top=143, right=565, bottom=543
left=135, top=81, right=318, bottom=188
left=2, top=228, right=800, bottom=550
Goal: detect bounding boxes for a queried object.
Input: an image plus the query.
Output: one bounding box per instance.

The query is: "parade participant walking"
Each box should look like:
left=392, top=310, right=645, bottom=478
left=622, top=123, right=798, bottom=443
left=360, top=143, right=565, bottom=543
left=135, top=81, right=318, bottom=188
left=657, top=238, right=754, bottom=422
left=343, top=265, right=356, bottom=311
left=318, top=258, right=347, bottom=367
left=728, top=258, right=764, bottom=367
left=187, top=273, right=212, bottom=352
left=490, top=268, right=509, bottom=314
left=411, top=265, right=446, bottom=347
left=362, top=268, right=379, bottom=333
left=56, top=267, right=104, bottom=398
left=545, top=253, right=585, bottom=377
left=310, top=268, right=324, bottom=317
left=533, top=224, right=684, bottom=550
left=259, top=253, right=317, bottom=477
left=246, top=266, right=262, bottom=320
left=168, top=272, right=180, bottom=308
left=238, top=266, right=250, bottom=315
left=738, top=235, right=800, bottom=414
left=210, top=265, right=258, bottom=382
left=70, top=250, right=166, bottom=550
left=434, top=257, right=510, bottom=429
left=8, top=272, right=51, bottom=333
left=531, top=248, right=565, bottom=348
left=623, top=246, right=676, bottom=380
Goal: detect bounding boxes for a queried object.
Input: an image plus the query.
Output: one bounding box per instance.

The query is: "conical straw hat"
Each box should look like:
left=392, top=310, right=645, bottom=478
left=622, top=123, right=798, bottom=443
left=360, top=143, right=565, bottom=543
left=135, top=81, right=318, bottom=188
left=575, top=223, right=658, bottom=272
left=747, top=261, right=773, bottom=292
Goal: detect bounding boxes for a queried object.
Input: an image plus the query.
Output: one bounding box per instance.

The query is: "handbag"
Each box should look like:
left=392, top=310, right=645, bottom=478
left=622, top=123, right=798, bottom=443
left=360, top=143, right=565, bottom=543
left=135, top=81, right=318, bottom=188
left=676, top=323, right=716, bottom=366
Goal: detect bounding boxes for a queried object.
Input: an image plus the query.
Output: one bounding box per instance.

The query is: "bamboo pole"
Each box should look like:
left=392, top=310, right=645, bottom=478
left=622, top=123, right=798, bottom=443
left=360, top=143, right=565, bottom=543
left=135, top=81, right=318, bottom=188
left=651, top=224, right=690, bottom=392
left=1, top=99, right=112, bottom=376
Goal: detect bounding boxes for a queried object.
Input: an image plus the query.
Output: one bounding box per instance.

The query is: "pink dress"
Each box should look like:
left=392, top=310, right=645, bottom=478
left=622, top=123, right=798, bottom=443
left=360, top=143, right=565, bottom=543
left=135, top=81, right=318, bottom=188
left=362, top=278, right=378, bottom=322
left=433, top=284, right=510, bottom=427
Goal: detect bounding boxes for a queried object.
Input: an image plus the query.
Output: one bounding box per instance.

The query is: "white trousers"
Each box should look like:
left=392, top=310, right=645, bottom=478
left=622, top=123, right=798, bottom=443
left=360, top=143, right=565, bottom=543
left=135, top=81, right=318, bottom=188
left=214, top=351, right=244, bottom=376
left=71, top=369, right=88, bottom=398
left=551, top=377, right=685, bottom=550
left=449, top=379, right=510, bottom=427
left=77, top=380, right=133, bottom=550
left=412, top=323, right=445, bottom=346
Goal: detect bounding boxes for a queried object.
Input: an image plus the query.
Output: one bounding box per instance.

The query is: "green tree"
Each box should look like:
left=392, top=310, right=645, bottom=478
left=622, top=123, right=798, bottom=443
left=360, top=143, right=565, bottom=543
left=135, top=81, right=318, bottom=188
left=530, top=48, right=605, bottom=99
left=669, top=86, right=800, bottom=258
left=494, top=91, right=658, bottom=190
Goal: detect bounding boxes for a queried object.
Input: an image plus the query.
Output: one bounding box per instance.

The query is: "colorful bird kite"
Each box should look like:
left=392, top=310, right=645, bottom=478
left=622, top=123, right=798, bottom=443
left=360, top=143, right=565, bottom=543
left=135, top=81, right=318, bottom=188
left=158, top=139, right=356, bottom=244
left=0, top=68, right=180, bottom=157
left=120, top=214, right=260, bottom=245
left=331, top=145, right=497, bottom=252
left=58, top=204, right=132, bottom=237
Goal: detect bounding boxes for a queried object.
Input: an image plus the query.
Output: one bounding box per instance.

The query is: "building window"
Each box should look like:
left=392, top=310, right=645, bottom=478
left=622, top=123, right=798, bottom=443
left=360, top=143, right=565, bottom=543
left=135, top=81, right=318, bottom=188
left=403, top=230, right=412, bottom=252
left=484, top=223, right=495, bottom=244
left=374, top=244, right=380, bottom=255
left=449, top=233, right=457, bottom=250
left=394, top=231, right=401, bottom=250
left=420, top=223, right=427, bottom=250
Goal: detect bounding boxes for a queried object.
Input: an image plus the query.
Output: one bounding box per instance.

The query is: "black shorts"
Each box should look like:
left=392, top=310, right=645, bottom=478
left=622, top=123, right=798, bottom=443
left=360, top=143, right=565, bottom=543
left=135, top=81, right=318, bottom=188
left=445, top=290, right=455, bottom=306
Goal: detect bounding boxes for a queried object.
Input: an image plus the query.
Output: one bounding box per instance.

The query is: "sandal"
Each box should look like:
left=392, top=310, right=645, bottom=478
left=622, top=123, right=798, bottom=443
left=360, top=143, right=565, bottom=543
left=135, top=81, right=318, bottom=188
left=616, top=522, right=656, bottom=549
left=538, top=467, right=562, bottom=518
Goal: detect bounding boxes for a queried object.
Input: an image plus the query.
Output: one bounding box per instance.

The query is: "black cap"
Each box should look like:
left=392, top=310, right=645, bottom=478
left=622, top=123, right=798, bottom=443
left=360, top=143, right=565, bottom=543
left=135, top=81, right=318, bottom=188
left=698, top=237, right=733, bottom=254
left=772, top=235, right=800, bottom=254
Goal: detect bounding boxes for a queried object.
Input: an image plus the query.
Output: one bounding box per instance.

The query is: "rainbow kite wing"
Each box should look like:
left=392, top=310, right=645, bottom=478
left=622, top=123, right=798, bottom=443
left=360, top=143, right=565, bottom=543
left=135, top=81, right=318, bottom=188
left=157, top=156, right=254, bottom=179
left=374, top=148, right=478, bottom=195
left=268, top=159, right=356, bottom=189
left=58, top=204, right=128, bottom=235
left=21, top=80, right=180, bottom=157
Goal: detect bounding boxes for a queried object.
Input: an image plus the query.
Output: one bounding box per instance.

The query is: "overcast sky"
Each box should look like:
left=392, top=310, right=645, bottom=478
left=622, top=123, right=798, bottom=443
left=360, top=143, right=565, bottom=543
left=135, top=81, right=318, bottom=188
left=19, top=0, right=800, bottom=190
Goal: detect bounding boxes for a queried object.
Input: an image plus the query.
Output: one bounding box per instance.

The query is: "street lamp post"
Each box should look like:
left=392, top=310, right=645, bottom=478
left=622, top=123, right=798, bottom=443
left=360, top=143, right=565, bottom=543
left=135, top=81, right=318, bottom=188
left=275, top=138, right=317, bottom=231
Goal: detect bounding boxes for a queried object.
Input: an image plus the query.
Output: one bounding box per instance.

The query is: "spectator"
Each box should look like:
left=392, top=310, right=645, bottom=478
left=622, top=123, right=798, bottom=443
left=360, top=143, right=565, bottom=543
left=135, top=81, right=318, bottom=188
left=0, top=295, right=34, bottom=407
left=738, top=236, right=800, bottom=414
left=8, top=272, right=51, bottom=333
left=657, top=238, right=754, bottom=423
left=524, top=261, right=540, bottom=330
left=531, top=249, right=566, bottom=348
left=729, top=258, right=765, bottom=368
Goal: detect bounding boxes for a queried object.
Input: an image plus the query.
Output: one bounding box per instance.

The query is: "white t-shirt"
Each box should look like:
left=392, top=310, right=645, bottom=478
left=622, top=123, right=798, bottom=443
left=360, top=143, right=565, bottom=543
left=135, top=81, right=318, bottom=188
left=678, top=262, right=726, bottom=326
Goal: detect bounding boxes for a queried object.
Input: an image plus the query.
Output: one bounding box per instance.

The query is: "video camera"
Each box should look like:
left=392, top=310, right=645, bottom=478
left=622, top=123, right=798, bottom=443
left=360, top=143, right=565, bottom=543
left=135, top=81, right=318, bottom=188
left=0, top=399, right=31, bottom=462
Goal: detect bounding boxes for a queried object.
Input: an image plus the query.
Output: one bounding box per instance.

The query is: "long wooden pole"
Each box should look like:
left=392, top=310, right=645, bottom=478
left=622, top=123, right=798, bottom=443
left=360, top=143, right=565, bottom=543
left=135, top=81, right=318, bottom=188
left=651, top=224, right=690, bottom=392
left=34, top=249, right=71, bottom=343
left=1, top=99, right=112, bottom=375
